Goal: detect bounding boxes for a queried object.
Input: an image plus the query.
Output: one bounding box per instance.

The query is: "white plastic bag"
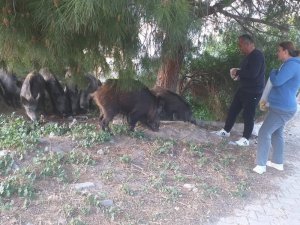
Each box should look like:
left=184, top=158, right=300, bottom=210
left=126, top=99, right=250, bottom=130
left=259, top=77, right=272, bottom=111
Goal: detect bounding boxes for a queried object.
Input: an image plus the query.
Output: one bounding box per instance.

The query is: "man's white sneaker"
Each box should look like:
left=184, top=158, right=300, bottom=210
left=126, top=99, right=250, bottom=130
left=253, top=165, right=266, bottom=174
left=215, top=128, right=230, bottom=137
left=235, top=137, right=249, bottom=146
left=266, top=161, right=284, bottom=171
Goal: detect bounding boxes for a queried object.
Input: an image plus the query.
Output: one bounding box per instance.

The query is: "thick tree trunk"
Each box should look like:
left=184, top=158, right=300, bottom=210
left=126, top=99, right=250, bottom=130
left=155, top=47, right=184, bottom=92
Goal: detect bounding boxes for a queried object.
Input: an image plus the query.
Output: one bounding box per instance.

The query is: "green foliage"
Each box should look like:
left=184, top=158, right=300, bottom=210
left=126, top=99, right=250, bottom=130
left=41, top=122, right=71, bottom=136
left=189, top=143, right=204, bottom=157
left=36, top=152, right=66, bottom=181
left=155, top=139, right=175, bottom=154
left=0, top=153, right=14, bottom=175
left=0, top=114, right=41, bottom=151
left=67, top=150, right=95, bottom=166
left=185, top=94, right=216, bottom=120
left=71, top=123, right=111, bottom=148
left=121, top=184, right=135, bottom=196
left=232, top=180, right=250, bottom=198
left=0, top=174, right=36, bottom=198
left=119, top=155, right=132, bottom=164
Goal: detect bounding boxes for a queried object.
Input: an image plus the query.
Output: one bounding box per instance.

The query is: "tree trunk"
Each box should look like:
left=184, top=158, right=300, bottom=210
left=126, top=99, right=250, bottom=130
left=155, top=47, right=184, bottom=92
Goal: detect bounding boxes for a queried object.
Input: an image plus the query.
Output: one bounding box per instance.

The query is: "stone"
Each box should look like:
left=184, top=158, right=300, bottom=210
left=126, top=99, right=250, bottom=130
left=73, top=182, right=95, bottom=190
left=183, top=183, right=195, bottom=191
left=100, top=199, right=114, bottom=207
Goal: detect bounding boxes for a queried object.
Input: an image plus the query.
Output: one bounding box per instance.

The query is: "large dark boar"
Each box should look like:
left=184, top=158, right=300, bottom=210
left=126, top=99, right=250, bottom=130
left=0, top=68, right=21, bottom=107
left=91, top=79, right=163, bottom=131
left=79, top=73, right=102, bottom=112
left=39, top=68, right=72, bottom=117
left=151, top=86, right=195, bottom=123
left=65, top=72, right=101, bottom=114
left=20, top=71, right=46, bottom=121
left=65, top=83, right=81, bottom=115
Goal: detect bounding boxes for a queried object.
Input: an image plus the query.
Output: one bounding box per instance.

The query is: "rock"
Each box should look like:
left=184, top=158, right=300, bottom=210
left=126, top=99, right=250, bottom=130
left=97, top=149, right=104, bottom=155
left=73, top=182, right=95, bottom=191
left=183, top=183, right=195, bottom=191
left=100, top=199, right=113, bottom=207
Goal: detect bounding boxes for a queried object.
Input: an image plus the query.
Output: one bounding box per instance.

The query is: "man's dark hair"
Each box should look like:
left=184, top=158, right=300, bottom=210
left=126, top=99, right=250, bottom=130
left=239, top=34, right=255, bottom=44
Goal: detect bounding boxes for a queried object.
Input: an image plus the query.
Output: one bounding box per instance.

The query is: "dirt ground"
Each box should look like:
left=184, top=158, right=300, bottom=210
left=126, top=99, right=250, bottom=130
left=0, top=102, right=296, bottom=225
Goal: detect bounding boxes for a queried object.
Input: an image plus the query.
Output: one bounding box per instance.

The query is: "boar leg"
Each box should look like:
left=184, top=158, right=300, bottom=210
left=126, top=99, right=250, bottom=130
left=100, top=110, right=115, bottom=132
left=128, top=111, right=142, bottom=131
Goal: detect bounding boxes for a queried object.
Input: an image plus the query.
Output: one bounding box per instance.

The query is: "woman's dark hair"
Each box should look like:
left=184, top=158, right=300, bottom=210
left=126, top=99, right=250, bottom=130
left=279, top=41, right=299, bottom=57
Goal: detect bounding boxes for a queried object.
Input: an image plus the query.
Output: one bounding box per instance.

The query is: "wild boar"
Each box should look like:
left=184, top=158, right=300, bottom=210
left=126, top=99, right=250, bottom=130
left=20, top=71, right=46, bottom=121
left=91, top=79, right=163, bottom=131
left=79, top=73, right=102, bottom=113
left=151, top=86, right=195, bottom=123
left=0, top=68, right=21, bottom=107
left=39, top=68, right=72, bottom=117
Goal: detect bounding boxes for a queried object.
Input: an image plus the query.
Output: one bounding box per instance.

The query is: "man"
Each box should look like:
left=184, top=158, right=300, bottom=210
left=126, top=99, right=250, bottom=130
left=215, top=34, right=266, bottom=146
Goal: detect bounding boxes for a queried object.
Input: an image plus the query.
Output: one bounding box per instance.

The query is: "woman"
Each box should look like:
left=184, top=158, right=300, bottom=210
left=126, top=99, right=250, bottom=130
left=253, top=41, right=300, bottom=174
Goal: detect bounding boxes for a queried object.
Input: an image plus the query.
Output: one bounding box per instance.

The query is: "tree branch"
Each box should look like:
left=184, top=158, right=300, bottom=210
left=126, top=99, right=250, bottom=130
left=217, top=8, right=290, bottom=32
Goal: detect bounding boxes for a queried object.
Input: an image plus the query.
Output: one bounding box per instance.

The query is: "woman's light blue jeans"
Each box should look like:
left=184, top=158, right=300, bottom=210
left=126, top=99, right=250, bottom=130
left=256, top=108, right=296, bottom=166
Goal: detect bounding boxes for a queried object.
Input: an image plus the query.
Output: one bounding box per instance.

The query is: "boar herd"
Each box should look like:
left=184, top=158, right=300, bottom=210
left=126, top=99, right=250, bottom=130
left=1, top=68, right=195, bottom=132
left=1, top=68, right=101, bottom=121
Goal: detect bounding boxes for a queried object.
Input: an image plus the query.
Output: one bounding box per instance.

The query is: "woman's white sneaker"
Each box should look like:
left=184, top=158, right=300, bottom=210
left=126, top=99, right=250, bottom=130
left=266, top=161, right=284, bottom=171
left=235, top=137, right=249, bottom=146
left=253, top=165, right=266, bottom=174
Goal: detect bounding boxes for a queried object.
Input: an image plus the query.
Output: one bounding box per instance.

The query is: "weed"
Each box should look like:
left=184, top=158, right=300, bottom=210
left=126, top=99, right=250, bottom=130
left=150, top=172, right=167, bottom=190
left=101, top=170, right=115, bottom=181
left=64, top=204, right=78, bottom=217
left=67, top=150, right=95, bottom=166
left=85, top=193, right=101, bottom=207
left=111, top=124, right=129, bottom=135
left=160, top=160, right=179, bottom=172
left=221, top=155, right=235, bottom=167
left=71, top=123, right=111, bottom=147
left=232, top=181, right=250, bottom=198
left=41, top=122, right=70, bottom=136
left=103, top=206, right=120, bottom=222
left=68, top=217, right=87, bottom=225
left=119, top=155, right=132, bottom=164
left=0, top=114, right=40, bottom=152
left=174, top=173, right=187, bottom=182
left=155, top=139, right=175, bottom=154
left=201, top=183, right=220, bottom=198
left=197, top=156, right=209, bottom=167
left=121, top=184, right=135, bottom=196
left=36, top=152, right=66, bottom=181
left=0, top=199, right=14, bottom=211
left=130, top=130, right=146, bottom=139
left=189, top=143, right=205, bottom=157
left=0, top=174, right=35, bottom=198
left=0, top=153, right=14, bottom=175
left=80, top=206, right=92, bottom=216
left=162, top=186, right=181, bottom=201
